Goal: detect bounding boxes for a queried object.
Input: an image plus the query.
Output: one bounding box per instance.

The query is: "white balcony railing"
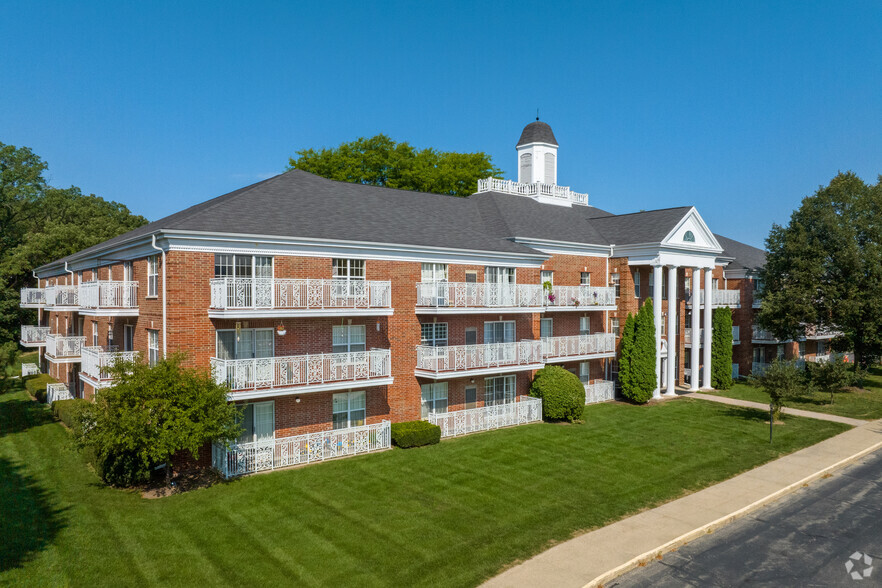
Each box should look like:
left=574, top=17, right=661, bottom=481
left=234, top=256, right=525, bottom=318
left=45, top=284, right=79, bottom=308
left=20, top=288, right=46, bottom=307
left=46, top=383, right=73, bottom=404
left=543, top=285, right=616, bottom=309
left=684, top=328, right=704, bottom=345
left=21, top=325, right=51, bottom=346
left=46, top=334, right=85, bottom=359
left=476, top=177, right=589, bottom=206
left=415, top=282, right=544, bottom=309
left=415, top=341, right=544, bottom=375
left=210, top=278, right=392, bottom=312
left=210, top=349, right=392, bottom=393
left=79, top=281, right=139, bottom=310
left=427, top=396, right=543, bottom=438
left=81, top=346, right=139, bottom=382
left=22, top=363, right=40, bottom=377
left=212, top=420, right=391, bottom=477
left=584, top=380, right=615, bottom=404
left=542, top=333, right=616, bottom=361
left=752, top=327, right=779, bottom=342
left=687, top=289, right=741, bottom=307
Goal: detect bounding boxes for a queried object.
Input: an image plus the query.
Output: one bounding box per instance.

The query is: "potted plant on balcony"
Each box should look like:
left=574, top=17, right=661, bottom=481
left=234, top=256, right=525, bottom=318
left=572, top=296, right=580, bottom=307
left=542, top=280, right=554, bottom=304
left=592, top=291, right=599, bottom=305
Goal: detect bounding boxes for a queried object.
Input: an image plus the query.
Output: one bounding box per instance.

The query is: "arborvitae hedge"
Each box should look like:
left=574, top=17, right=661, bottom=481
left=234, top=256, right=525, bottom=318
left=391, top=420, right=441, bottom=448
left=620, top=300, right=657, bottom=404
left=529, top=365, right=585, bottom=422
left=617, top=313, right=636, bottom=399
left=711, top=307, right=734, bottom=390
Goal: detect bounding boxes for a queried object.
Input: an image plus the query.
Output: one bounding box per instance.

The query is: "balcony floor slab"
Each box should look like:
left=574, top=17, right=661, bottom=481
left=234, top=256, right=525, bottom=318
left=208, top=308, right=394, bottom=319
left=415, top=363, right=545, bottom=380
left=544, top=352, right=616, bottom=364
left=226, top=377, right=394, bottom=401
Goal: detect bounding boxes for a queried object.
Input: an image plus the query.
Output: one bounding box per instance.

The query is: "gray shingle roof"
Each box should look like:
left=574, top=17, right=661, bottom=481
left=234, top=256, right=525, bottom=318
left=516, top=121, right=558, bottom=147
left=715, top=234, right=766, bottom=271
left=588, top=207, right=693, bottom=245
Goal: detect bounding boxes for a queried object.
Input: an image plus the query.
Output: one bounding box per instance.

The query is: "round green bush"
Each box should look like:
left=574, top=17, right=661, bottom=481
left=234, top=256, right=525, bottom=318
left=529, top=365, right=585, bottom=422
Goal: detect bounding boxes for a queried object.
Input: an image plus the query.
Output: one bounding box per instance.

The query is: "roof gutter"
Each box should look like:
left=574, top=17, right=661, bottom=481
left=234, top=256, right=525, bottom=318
left=151, top=234, right=167, bottom=359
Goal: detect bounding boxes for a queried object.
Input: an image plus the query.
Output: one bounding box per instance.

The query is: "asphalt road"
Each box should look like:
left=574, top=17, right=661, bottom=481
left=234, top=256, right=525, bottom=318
left=612, top=449, right=882, bottom=587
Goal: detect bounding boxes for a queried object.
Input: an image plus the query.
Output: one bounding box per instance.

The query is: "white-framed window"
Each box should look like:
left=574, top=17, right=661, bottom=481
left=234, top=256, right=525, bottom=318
left=540, top=318, right=553, bottom=339
left=610, top=317, right=620, bottom=336
left=484, top=320, right=515, bottom=344
left=712, top=278, right=719, bottom=291
left=485, top=267, right=515, bottom=285
left=579, top=361, right=590, bottom=383
left=580, top=272, right=591, bottom=285
left=238, top=401, right=275, bottom=444
left=420, top=263, right=448, bottom=282
left=148, top=329, right=159, bottom=366
left=216, top=328, right=274, bottom=359
left=485, top=375, right=515, bottom=406
left=685, top=276, right=692, bottom=296
left=465, top=271, right=478, bottom=283
left=541, top=270, right=554, bottom=286
left=420, top=382, right=448, bottom=418
left=332, top=324, right=366, bottom=353
left=124, top=325, right=134, bottom=352
left=123, top=261, right=133, bottom=282
left=92, top=322, right=99, bottom=347
left=611, top=272, right=620, bottom=297
left=333, top=391, right=366, bottom=429
left=633, top=271, right=640, bottom=298
left=798, top=341, right=806, bottom=358
left=332, top=259, right=365, bottom=280
left=579, top=316, right=591, bottom=335
left=421, top=323, right=448, bottom=347
left=147, top=255, right=159, bottom=297
left=76, top=270, right=83, bottom=285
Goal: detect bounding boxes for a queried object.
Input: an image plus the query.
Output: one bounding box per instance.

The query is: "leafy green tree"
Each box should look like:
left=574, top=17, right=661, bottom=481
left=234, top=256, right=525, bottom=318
left=749, top=360, right=810, bottom=421
left=0, top=142, right=147, bottom=343
left=288, top=134, right=503, bottom=197
left=759, top=172, right=882, bottom=369
left=76, top=354, right=241, bottom=486
left=0, top=341, right=19, bottom=393
left=711, top=308, right=734, bottom=389
left=808, top=355, right=852, bottom=405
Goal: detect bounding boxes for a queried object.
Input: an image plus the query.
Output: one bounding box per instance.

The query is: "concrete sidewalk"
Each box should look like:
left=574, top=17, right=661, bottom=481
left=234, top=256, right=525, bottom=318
left=483, top=417, right=882, bottom=588
left=684, top=392, right=867, bottom=426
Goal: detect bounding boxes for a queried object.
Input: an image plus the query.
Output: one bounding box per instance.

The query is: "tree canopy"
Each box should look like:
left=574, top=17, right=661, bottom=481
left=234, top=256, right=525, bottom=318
left=0, top=142, right=147, bottom=343
left=758, top=172, right=882, bottom=368
left=288, top=134, right=503, bottom=197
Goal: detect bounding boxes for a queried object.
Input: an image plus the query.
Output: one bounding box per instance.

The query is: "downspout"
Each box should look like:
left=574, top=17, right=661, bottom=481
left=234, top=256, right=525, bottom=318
left=65, top=261, right=74, bottom=284
left=605, top=250, right=611, bottom=380
left=151, top=234, right=167, bottom=358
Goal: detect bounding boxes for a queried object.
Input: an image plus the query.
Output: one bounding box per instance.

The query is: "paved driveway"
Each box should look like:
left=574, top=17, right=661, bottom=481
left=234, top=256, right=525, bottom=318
left=612, top=450, right=882, bottom=587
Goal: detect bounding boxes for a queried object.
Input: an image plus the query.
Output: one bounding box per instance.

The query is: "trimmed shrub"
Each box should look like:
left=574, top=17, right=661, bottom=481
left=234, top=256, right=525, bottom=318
left=51, top=398, right=89, bottom=429
left=711, top=307, right=734, bottom=390
left=25, top=373, right=58, bottom=403
left=529, top=365, right=584, bottom=422
left=391, top=420, right=441, bottom=448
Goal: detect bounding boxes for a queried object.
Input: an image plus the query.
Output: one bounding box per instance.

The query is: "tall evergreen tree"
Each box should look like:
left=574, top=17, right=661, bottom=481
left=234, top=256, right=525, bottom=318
left=711, top=307, right=734, bottom=389
left=617, top=313, right=637, bottom=400
left=634, top=299, right=658, bottom=397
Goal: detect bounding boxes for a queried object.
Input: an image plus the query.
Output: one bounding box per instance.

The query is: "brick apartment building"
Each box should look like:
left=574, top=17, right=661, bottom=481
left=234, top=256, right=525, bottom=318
left=19, top=120, right=835, bottom=474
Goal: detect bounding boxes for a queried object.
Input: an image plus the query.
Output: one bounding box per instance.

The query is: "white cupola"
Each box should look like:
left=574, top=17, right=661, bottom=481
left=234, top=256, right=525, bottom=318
left=516, top=118, right=559, bottom=185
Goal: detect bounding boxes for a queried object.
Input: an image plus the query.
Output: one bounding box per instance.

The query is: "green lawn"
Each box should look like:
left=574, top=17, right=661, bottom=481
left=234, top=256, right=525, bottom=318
left=1, top=382, right=849, bottom=587
left=709, top=366, right=882, bottom=420
left=5, top=350, right=38, bottom=379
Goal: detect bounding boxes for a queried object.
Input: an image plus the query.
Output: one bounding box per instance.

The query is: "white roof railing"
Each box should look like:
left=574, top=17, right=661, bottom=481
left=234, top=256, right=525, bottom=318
left=476, top=177, right=589, bottom=206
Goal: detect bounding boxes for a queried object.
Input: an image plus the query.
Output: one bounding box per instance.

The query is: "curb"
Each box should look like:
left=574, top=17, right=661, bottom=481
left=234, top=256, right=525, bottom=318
left=585, top=436, right=882, bottom=588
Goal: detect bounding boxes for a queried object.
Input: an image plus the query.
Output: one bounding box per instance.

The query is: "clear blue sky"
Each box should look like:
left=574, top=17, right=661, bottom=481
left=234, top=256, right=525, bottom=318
left=3, top=1, right=880, bottom=248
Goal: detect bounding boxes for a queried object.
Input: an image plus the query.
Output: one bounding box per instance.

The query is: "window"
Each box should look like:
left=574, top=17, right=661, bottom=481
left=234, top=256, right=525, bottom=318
left=465, top=386, right=477, bottom=409
left=649, top=271, right=654, bottom=290
left=683, top=230, right=695, bottom=242
left=610, top=317, right=620, bottom=336
left=420, top=382, right=448, bottom=418
left=520, top=152, right=532, bottom=183
left=124, top=325, right=134, bottom=352
left=544, top=152, right=555, bottom=184
left=92, top=322, right=99, bottom=347
left=216, top=328, right=274, bottom=359
left=332, top=325, right=366, bottom=353
left=580, top=272, right=591, bottom=286
left=579, top=362, right=590, bottom=383
left=579, top=316, right=591, bottom=335
left=465, top=271, right=478, bottom=283
left=662, top=273, right=668, bottom=300
left=540, top=270, right=553, bottom=286
left=465, top=327, right=477, bottom=346
left=148, top=329, right=159, bottom=366
left=123, top=261, right=133, bottom=282
left=76, top=270, right=83, bottom=285
left=753, top=347, right=764, bottom=364
left=147, top=256, right=159, bottom=297
left=540, top=318, right=553, bottom=339
left=485, top=267, right=515, bottom=285
left=484, top=321, right=515, bottom=344
left=238, top=401, right=275, bottom=444
left=633, top=271, right=640, bottom=298
left=732, top=364, right=740, bottom=379
left=776, top=344, right=785, bottom=360
left=421, top=263, right=448, bottom=282
left=611, top=272, right=620, bottom=297
left=420, top=323, right=448, bottom=347
left=333, top=391, right=366, bottom=429
left=798, top=341, right=806, bottom=359
left=685, top=276, right=692, bottom=296
left=818, top=340, right=826, bottom=356
left=485, top=375, right=515, bottom=406
left=712, top=278, right=719, bottom=291
left=754, top=277, right=764, bottom=293
left=333, top=259, right=365, bottom=280
left=732, top=325, right=740, bottom=342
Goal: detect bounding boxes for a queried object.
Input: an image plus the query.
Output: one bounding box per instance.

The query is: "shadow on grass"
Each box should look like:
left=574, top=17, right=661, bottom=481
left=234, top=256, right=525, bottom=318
left=0, top=399, right=55, bottom=438
left=0, top=457, right=68, bottom=571
left=719, top=405, right=772, bottom=423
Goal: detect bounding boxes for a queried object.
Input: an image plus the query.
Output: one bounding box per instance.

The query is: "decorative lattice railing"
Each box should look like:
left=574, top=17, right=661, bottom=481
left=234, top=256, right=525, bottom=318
left=46, top=334, right=85, bottom=358
left=542, top=333, right=615, bottom=360
left=687, top=289, right=741, bottom=307
left=46, top=383, right=73, bottom=404
left=584, top=380, right=615, bottom=404
left=21, top=363, right=40, bottom=377
left=81, top=346, right=139, bottom=381
left=79, top=281, right=139, bottom=309
left=427, top=396, right=543, bottom=438
left=20, top=288, right=46, bottom=306
left=209, top=278, right=392, bottom=311
left=415, top=282, right=544, bottom=309
left=45, top=285, right=79, bottom=308
left=542, top=285, right=616, bottom=308
left=20, top=325, right=51, bottom=345
left=415, top=341, right=544, bottom=374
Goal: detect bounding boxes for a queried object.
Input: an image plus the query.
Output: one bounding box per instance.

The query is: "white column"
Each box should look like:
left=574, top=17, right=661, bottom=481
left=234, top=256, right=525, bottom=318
left=702, top=268, right=713, bottom=389
left=690, top=268, right=701, bottom=391
left=652, top=264, right=663, bottom=398
left=666, top=265, right=678, bottom=395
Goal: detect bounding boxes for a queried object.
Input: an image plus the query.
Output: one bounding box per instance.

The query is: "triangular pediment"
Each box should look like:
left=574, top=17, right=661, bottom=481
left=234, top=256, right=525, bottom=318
left=661, top=207, right=722, bottom=252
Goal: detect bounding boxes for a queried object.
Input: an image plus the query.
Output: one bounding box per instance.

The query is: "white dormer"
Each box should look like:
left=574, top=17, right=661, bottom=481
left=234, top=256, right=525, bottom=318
left=516, top=120, right=559, bottom=185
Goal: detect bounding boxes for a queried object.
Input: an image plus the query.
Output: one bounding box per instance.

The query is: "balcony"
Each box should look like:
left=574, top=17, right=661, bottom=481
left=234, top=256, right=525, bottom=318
left=20, top=288, right=46, bottom=308
left=415, top=282, right=544, bottom=313
left=686, top=289, right=741, bottom=308
left=427, top=396, right=543, bottom=438
left=45, top=334, right=85, bottom=363
left=210, top=349, right=393, bottom=400
left=78, top=281, right=139, bottom=316
left=46, top=383, right=73, bottom=404
left=414, top=341, right=544, bottom=379
left=543, top=285, right=617, bottom=311
left=20, top=326, right=51, bottom=347
left=45, top=285, right=79, bottom=310
left=209, top=278, right=393, bottom=318
left=752, top=327, right=780, bottom=343
left=80, top=347, right=139, bottom=388
left=584, top=379, right=615, bottom=404
left=542, top=333, right=616, bottom=362
left=684, top=328, right=704, bottom=346
left=22, top=363, right=40, bottom=377
left=476, top=177, right=589, bottom=206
